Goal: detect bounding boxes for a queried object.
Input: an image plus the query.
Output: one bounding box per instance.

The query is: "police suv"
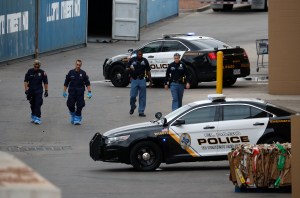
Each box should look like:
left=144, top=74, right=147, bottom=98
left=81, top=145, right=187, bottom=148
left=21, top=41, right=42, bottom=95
left=103, top=33, right=250, bottom=88
left=90, top=94, right=295, bottom=171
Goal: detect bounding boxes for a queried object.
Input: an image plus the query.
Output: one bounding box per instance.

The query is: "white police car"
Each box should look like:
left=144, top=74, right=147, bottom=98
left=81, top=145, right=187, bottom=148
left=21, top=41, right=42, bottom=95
left=103, top=33, right=250, bottom=88
left=90, top=94, right=295, bottom=171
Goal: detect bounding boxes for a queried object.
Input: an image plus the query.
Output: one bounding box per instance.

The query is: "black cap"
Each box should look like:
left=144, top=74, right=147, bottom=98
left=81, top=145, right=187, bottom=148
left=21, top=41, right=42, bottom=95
left=174, top=53, right=181, bottom=57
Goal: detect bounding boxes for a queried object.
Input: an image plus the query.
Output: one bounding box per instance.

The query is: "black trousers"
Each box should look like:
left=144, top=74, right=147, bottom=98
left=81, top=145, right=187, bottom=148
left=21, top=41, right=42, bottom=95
left=67, top=93, right=85, bottom=116
left=30, top=92, right=43, bottom=118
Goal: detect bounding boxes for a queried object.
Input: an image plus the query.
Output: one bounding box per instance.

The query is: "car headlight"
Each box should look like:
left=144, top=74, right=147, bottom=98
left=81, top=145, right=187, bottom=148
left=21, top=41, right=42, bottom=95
left=105, top=135, right=130, bottom=145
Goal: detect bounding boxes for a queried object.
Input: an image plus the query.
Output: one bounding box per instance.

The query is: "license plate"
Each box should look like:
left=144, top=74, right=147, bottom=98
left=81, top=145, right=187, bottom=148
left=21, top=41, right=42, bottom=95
left=233, top=69, right=241, bottom=75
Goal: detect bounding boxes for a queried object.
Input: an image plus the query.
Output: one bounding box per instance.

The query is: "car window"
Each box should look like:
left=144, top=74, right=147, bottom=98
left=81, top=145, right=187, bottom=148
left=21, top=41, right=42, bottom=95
left=180, top=106, right=217, bottom=124
left=141, top=41, right=163, bottom=53
left=161, top=41, right=188, bottom=52
left=251, top=107, right=272, bottom=118
left=223, top=105, right=271, bottom=121
left=189, top=39, right=231, bottom=50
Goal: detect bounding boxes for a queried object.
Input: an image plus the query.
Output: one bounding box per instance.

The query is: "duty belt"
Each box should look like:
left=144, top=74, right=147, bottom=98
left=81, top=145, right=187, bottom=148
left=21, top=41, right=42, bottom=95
left=171, top=79, right=184, bottom=84
left=132, top=75, right=145, bottom=80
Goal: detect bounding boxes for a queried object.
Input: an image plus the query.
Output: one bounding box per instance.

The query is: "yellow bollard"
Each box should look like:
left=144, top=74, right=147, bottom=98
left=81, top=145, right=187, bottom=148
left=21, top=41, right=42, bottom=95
left=216, top=51, right=223, bottom=94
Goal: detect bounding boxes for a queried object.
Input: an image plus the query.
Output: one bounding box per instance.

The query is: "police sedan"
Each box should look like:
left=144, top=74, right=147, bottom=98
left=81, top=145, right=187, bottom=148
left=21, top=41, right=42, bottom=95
left=90, top=94, right=296, bottom=171
left=103, top=33, right=250, bottom=88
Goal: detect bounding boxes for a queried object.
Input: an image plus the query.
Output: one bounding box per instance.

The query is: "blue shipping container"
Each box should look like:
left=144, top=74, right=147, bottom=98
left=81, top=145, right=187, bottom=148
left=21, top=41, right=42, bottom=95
left=38, top=0, right=87, bottom=53
left=0, top=0, right=36, bottom=62
left=147, top=0, right=178, bottom=25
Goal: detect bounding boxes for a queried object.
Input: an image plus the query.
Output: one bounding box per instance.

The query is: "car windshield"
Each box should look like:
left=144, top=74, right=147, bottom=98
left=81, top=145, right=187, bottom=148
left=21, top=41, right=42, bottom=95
left=190, top=39, right=231, bottom=50
left=162, top=104, right=191, bottom=123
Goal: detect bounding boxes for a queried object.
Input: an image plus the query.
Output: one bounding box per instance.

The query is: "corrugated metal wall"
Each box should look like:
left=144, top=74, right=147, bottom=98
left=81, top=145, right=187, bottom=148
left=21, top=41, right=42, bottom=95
left=38, top=0, right=87, bottom=53
left=140, top=0, right=147, bottom=28
left=147, top=0, right=178, bottom=25
left=0, top=0, right=36, bottom=62
left=0, top=0, right=87, bottom=63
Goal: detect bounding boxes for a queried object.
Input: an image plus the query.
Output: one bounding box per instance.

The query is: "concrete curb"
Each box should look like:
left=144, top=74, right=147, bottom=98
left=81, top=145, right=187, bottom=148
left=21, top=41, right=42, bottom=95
left=0, top=151, right=61, bottom=198
left=179, top=5, right=211, bottom=13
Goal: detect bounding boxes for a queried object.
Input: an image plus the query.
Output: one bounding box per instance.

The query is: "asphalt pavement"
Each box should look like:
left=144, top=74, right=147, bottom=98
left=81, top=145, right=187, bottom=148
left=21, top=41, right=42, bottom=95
left=0, top=7, right=298, bottom=198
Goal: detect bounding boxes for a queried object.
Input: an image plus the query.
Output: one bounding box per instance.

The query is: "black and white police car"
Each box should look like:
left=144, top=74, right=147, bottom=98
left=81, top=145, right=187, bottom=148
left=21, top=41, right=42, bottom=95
left=103, top=33, right=250, bottom=88
left=90, top=94, right=296, bottom=171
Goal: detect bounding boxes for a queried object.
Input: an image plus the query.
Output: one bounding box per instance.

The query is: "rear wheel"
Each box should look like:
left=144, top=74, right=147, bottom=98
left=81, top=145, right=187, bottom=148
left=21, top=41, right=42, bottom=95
left=110, top=65, right=130, bottom=87
left=152, top=80, right=164, bottom=87
left=130, top=141, right=162, bottom=171
left=223, top=4, right=233, bottom=11
left=186, top=67, right=198, bottom=88
left=223, top=77, right=237, bottom=87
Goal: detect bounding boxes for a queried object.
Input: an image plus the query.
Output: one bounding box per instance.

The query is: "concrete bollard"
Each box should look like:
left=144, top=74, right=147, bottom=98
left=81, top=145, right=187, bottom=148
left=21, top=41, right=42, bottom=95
left=0, top=151, right=61, bottom=198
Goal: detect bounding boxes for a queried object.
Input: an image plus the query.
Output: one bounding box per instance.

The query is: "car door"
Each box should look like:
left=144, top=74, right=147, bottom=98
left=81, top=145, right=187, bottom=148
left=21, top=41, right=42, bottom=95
left=168, top=105, right=219, bottom=158
left=152, top=40, right=188, bottom=78
left=217, top=104, right=271, bottom=155
left=139, top=41, right=163, bottom=78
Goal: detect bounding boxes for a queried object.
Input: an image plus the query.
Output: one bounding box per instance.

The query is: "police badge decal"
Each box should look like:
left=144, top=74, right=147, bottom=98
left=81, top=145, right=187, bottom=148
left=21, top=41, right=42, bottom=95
left=180, top=133, right=191, bottom=150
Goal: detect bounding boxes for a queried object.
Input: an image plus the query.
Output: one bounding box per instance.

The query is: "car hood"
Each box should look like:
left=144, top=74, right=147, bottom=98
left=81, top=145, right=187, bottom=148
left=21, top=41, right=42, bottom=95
left=103, top=122, right=161, bottom=137
left=110, top=53, right=131, bottom=62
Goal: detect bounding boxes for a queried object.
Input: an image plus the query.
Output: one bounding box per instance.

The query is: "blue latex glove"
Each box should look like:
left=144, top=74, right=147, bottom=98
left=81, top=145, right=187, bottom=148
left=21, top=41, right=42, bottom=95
left=87, top=91, right=92, bottom=99
left=63, top=91, right=67, bottom=98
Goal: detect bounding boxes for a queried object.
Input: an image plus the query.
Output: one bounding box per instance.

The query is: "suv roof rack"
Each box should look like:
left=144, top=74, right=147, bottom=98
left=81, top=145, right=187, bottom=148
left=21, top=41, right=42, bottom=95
left=162, top=32, right=195, bottom=39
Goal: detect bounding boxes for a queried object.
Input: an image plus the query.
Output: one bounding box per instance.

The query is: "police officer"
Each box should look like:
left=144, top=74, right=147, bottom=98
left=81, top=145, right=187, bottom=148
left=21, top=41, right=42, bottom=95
left=164, top=53, right=190, bottom=111
left=127, top=50, right=152, bottom=117
left=63, top=60, right=92, bottom=125
left=24, top=60, right=48, bottom=124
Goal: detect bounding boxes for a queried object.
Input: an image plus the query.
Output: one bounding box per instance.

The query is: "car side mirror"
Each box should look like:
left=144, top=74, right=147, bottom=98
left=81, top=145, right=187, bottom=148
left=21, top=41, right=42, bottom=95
left=128, top=49, right=133, bottom=53
left=155, top=112, right=162, bottom=119
left=172, top=119, right=185, bottom=126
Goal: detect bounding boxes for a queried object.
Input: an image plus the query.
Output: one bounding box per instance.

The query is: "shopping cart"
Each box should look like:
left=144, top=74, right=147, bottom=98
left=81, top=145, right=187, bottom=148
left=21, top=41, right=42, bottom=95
left=256, top=39, right=268, bottom=72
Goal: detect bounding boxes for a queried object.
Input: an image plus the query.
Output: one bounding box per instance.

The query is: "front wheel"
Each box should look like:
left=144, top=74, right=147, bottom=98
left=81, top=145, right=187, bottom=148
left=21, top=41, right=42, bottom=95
left=110, top=65, right=130, bottom=87
left=130, top=141, right=162, bottom=171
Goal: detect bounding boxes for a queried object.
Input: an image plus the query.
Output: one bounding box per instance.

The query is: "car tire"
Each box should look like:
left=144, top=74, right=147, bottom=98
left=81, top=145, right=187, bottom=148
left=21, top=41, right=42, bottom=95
left=130, top=141, right=162, bottom=171
left=223, top=77, right=237, bottom=87
left=110, top=65, right=130, bottom=87
left=187, top=67, right=198, bottom=88
left=263, top=137, right=287, bottom=144
left=152, top=80, right=164, bottom=87
left=212, top=8, right=221, bottom=12
left=223, top=4, right=233, bottom=11
left=264, top=0, right=268, bottom=11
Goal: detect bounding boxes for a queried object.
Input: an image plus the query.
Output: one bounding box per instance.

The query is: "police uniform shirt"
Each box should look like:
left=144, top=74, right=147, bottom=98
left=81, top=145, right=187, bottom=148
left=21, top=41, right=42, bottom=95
left=165, top=61, right=189, bottom=85
left=127, top=57, right=150, bottom=79
left=64, top=69, right=90, bottom=93
left=24, top=68, right=48, bottom=91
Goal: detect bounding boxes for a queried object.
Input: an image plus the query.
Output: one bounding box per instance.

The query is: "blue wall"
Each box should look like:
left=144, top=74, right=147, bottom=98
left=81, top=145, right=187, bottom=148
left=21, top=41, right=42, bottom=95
left=38, top=0, right=87, bottom=53
left=0, top=0, right=36, bottom=62
left=147, top=0, right=178, bottom=25
left=0, top=0, right=87, bottom=62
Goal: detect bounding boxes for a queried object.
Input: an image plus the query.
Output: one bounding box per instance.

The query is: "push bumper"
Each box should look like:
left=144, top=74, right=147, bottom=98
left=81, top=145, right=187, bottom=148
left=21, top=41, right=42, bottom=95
left=89, top=132, right=130, bottom=163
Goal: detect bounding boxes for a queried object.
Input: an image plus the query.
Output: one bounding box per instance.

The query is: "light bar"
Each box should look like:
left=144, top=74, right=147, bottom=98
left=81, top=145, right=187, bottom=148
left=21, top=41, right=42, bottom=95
left=208, top=94, right=226, bottom=102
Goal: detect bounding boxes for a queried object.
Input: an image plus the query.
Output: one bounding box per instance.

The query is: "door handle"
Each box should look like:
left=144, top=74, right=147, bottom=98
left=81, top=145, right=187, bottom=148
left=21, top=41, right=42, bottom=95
left=203, top=126, right=215, bottom=129
left=253, top=122, right=264, bottom=126
left=148, top=56, right=154, bottom=58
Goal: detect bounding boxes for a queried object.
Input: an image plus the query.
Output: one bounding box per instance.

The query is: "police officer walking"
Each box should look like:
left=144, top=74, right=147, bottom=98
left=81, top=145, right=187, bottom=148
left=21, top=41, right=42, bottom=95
left=164, top=53, right=190, bottom=111
left=63, top=60, right=92, bottom=125
left=127, top=50, right=152, bottom=117
left=24, top=60, right=48, bottom=124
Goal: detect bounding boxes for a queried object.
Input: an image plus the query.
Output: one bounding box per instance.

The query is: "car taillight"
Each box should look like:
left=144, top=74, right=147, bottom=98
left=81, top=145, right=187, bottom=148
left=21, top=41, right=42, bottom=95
left=208, top=52, right=217, bottom=60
